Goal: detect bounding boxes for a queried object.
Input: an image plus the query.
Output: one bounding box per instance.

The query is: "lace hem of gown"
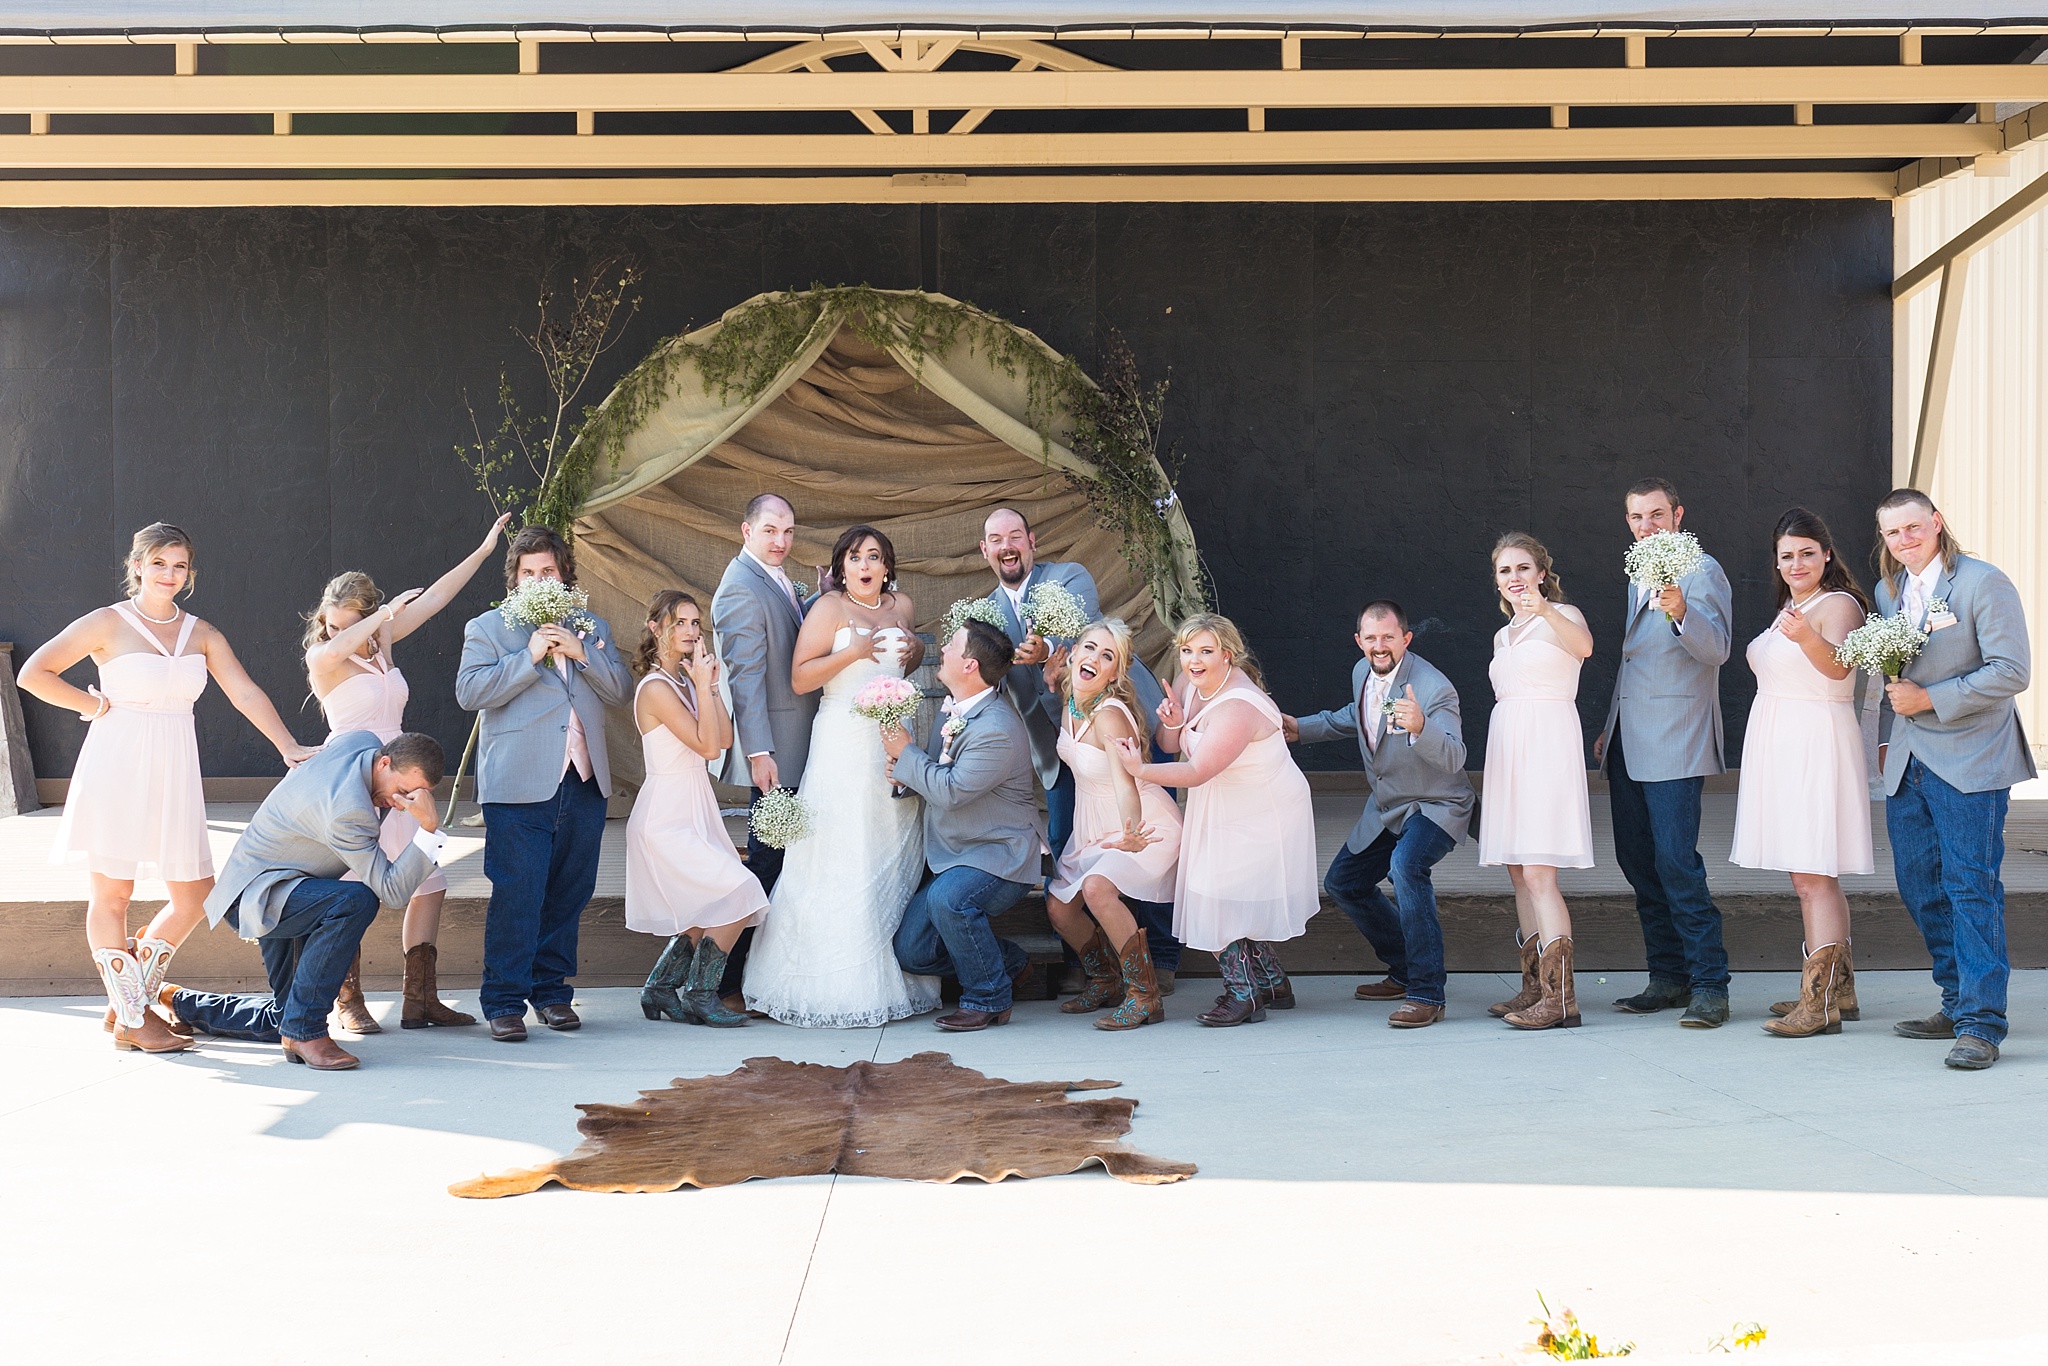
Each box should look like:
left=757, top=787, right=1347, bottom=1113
left=748, top=982, right=941, bottom=1031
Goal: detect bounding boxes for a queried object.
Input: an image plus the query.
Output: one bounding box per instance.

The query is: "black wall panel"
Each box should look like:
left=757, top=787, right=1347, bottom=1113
left=0, top=200, right=1892, bottom=779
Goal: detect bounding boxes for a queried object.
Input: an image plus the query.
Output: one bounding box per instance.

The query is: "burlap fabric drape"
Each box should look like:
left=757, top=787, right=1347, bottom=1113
left=574, top=322, right=1174, bottom=796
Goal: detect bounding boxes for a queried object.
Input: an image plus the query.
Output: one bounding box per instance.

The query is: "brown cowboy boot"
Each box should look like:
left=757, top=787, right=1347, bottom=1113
left=1772, top=940, right=1860, bottom=1021
left=1488, top=932, right=1543, bottom=1018
left=400, top=943, right=477, bottom=1028
left=1503, top=937, right=1581, bottom=1030
left=1763, top=942, right=1844, bottom=1038
left=332, top=951, right=382, bottom=1034
left=1059, top=929, right=1125, bottom=1014
left=1096, top=931, right=1164, bottom=1031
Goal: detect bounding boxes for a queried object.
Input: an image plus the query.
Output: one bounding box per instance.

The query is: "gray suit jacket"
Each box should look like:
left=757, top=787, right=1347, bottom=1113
left=455, top=604, right=632, bottom=805
left=1598, top=553, right=1733, bottom=783
left=892, top=689, right=1043, bottom=887
left=204, top=731, right=436, bottom=941
left=988, top=560, right=1166, bottom=787
left=1876, top=554, right=2036, bottom=796
left=712, top=552, right=819, bottom=790
left=1295, top=652, right=1475, bottom=851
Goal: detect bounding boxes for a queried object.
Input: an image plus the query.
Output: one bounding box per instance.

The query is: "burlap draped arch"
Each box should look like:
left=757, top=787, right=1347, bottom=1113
left=569, top=288, right=1203, bottom=793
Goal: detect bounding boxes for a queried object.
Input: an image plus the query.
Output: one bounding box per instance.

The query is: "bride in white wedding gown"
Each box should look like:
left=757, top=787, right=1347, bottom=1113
left=744, top=527, right=941, bottom=1027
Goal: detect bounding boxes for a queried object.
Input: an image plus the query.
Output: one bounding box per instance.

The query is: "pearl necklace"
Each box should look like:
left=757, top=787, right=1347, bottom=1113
left=1788, top=586, right=1826, bottom=610
left=845, top=589, right=884, bottom=609
left=1193, top=666, right=1233, bottom=702
left=131, top=598, right=181, bottom=625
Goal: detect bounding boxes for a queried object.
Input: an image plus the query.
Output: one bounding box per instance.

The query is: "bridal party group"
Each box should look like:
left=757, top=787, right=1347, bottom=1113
left=21, top=478, right=2033, bottom=1073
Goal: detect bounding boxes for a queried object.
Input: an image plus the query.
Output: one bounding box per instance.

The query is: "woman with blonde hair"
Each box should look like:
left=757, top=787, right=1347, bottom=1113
left=630, top=590, right=770, bottom=1026
left=1116, top=613, right=1317, bottom=1026
left=1478, top=531, right=1596, bottom=1030
left=21, top=523, right=319, bottom=1052
left=1042, top=617, right=1182, bottom=1030
left=302, top=513, right=508, bottom=1031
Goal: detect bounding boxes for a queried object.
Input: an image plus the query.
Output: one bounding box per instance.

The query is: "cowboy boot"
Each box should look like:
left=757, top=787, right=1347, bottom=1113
left=104, top=938, right=194, bottom=1036
left=1503, top=937, right=1582, bottom=1030
left=1488, top=931, right=1543, bottom=1018
left=400, top=943, right=477, bottom=1028
left=684, top=938, right=750, bottom=1028
left=1059, top=929, right=1126, bottom=1014
left=1772, top=940, right=1860, bottom=1022
left=1763, top=942, right=1844, bottom=1038
left=640, top=935, right=698, bottom=1023
left=1197, top=940, right=1268, bottom=1027
left=1250, top=941, right=1295, bottom=1009
left=332, top=951, right=382, bottom=1034
left=1096, top=931, right=1165, bottom=1031
left=97, top=946, right=191, bottom=1054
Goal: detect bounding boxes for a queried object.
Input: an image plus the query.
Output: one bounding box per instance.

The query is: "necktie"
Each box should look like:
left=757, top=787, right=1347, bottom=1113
left=1902, top=576, right=1927, bottom=628
left=1364, top=677, right=1385, bottom=751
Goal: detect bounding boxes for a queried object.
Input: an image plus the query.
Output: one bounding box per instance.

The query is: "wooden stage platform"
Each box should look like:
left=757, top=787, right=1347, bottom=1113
left=6, top=786, right=2047, bottom=995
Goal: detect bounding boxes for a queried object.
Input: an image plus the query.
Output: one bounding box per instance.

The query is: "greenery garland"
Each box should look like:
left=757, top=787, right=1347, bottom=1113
left=567, top=284, right=1207, bottom=618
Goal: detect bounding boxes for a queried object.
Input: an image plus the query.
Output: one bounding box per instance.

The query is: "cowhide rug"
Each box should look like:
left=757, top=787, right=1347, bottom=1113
left=450, top=1051, right=1196, bottom=1197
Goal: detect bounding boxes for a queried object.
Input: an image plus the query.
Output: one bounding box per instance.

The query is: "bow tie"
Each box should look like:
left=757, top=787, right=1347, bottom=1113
left=942, top=698, right=963, bottom=716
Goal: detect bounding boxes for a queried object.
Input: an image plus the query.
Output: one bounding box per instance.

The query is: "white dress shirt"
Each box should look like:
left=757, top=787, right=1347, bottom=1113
left=1901, top=557, right=1944, bottom=628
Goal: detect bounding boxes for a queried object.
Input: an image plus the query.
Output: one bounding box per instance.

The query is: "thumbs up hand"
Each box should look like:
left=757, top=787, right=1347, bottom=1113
left=1390, top=684, right=1424, bottom=738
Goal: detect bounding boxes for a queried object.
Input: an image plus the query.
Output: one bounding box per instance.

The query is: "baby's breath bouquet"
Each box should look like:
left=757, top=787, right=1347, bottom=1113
left=1623, top=530, right=1706, bottom=621
left=499, top=578, right=596, bottom=634
left=942, top=596, right=1011, bottom=639
left=748, top=787, right=811, bottom=850
left=1835, top=612, right=1928, bottom=680
left=1021, top=581, right=1091, bottom=641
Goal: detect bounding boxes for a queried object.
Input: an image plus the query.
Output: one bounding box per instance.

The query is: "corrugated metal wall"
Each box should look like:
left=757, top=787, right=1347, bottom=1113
left=1895, top=142, right=2048, bottom=759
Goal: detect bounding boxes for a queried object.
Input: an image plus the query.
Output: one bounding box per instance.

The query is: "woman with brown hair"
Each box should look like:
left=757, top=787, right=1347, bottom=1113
left=629, top=590, right=769, bottom=1027
left=21, top=523, right=318, bottom=1052
left=1043, top=617, right=1181, bottom=1030
left=302, top=513, right=508, bottom=1031
left=1115, top=613, right=1317, bottom=1027
left=1477, top=531, right=1596, bottom=1031
left=1732, top=507, right=1874, bottom=1037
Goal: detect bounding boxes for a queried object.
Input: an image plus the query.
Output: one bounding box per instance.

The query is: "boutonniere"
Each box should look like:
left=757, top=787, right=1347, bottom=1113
left=942, top=716, right=967, bottom=744
left=1378, top=695, right=1399, bottom=720
left=1926, top=597, right=1951, bottom=618
left=786, top=579, right=811, bottom=600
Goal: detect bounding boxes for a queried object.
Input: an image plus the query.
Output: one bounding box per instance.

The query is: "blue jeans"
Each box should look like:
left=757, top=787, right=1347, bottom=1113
left=1888, top=757, right=2011, bottom=1045
left=895, top=866, right=1031, bottom=1013
left=172, top=879, right=381, bottom=1042
left=479, top=772, right=606, bottom=1021
left=719, top=785, right=785, bottom=997
left=1608, top=725, right=1729, bottom=993
left=1046, top=763, right=1076, bottom=859
left=1324, top=816, right=1457, bottom=1006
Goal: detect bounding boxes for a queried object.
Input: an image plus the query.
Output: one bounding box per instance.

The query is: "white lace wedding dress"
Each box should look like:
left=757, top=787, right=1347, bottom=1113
left=743, top=626, right=940, bottom=1027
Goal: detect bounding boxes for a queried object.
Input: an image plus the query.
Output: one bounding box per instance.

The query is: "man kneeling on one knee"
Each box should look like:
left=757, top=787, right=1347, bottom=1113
left=1284, top=601, right=1474, bottom=1028
left=168, top=731, right=450, bottom=1071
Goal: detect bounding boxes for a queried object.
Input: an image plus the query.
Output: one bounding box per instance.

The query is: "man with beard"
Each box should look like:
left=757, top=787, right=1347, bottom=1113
left=978, top=507, right=1180, bottom=991
left=1283, top=601, right=1473, bottom=1027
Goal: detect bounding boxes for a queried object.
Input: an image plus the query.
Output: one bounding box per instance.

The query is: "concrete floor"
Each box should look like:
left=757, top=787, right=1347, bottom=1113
left=6, top=972, right=2048, bottom=1365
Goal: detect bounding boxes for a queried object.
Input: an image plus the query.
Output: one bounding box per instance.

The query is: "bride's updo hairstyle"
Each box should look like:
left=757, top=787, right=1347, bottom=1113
left=123, top=522, right=197, bottom=598
left=1172, top=612, right=1264, bottom=689
left=302, top=571, right=383, bottom=653
left=827, top=524, right=897, bottom=596
left=634, top=589, right=700, bottom=678
left=1059, top=617, right=1152, bottom=747
left=1490, top=531, right=1569, bottom=617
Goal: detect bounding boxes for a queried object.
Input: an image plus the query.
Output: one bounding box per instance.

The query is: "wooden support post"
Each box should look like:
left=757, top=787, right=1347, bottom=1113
left=519, top=40, right=539, bottom=75
left=1979, top=103, right=2000, bottom=124
left=913, top=108, right=930, bottom=135
left=1281, top=36, right=1302, bottom=71
left=27, top=111, right=47, bottom=135
left=1624, top=36, right=1647, bottom=69
left=175, top=42, right=196, bottom=77
left=577, top=110, right=594, bottom=135
left=1909, top=255, right=1970, bottom=491
left=1551, top=105, right=1569, bottom=129
left=1248, top=107, right=1265, bottom=132
left=273, top=111, right=291, bottom=136
left=1794, top=103, right=1814, bottom=126
left=1901, top=32, right=1923, bottom=65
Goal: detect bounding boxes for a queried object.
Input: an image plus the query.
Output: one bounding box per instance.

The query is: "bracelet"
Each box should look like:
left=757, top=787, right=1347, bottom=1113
left=384, top=604, right=398, bottom=623
left=1160, top=719, right=1182, bottom=730
left=84, top=686, right=110, bottom=721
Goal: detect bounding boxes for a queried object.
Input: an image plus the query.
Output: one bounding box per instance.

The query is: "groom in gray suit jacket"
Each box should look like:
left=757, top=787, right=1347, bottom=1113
left=457, top=525, right=632, bottom=1041
left=884, top=618, right=1045, bottom=1032
left=1595, top=478, right=1736, bottom=1027
left=1285, top=601, right=1473, bottom=1027
left=1873, top=489, right=2035, bottom=1070
left=710, top=493, right=820, bottom=996
left=172, top=731, right=449, bottom=1070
